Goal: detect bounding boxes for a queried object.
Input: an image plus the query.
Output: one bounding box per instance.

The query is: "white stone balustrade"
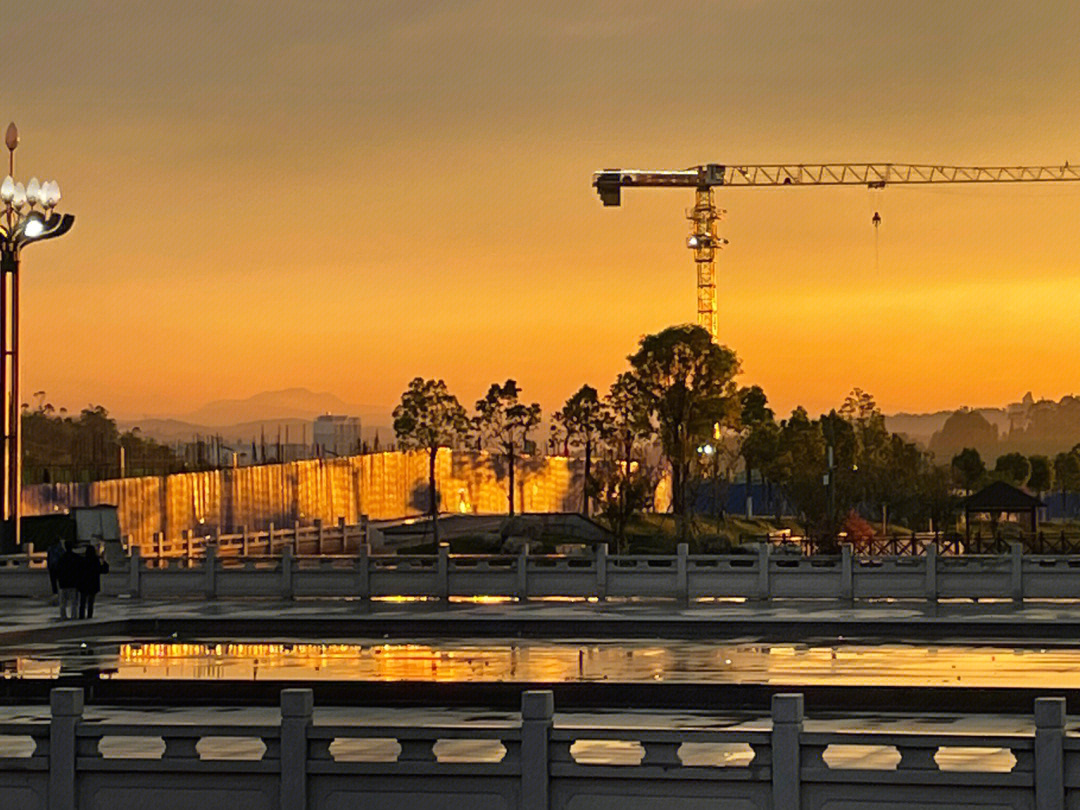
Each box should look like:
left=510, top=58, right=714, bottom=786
left=0, top=688, right=1074, bottom=809
left=6, top=540, right=1080, bottom=602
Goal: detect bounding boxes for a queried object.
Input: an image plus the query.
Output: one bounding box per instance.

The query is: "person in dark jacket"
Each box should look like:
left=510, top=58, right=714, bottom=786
left=54, top=540, right=81, bottom=620
left=77, top=544, right=108, bottom=619
left=46, top=541, right=65, bottom=603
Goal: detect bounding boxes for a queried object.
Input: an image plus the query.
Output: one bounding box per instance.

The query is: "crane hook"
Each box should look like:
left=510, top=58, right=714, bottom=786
left=872, top=211, right=881, bottom=228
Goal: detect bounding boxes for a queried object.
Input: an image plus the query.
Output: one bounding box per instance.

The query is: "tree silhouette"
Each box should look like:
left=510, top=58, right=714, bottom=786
left=627, top=325, right=740, bottom=540
left=951, top=448, right=986, bottom=495
left=556, top=385, right=605, bottom=516
left=473, top=380, right=540, bottom=516
left=393, top=378, right=469, bottom=544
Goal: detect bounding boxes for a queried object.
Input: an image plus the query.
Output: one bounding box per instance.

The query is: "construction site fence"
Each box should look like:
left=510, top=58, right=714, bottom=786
left=19, top=449, right=584, bottom=552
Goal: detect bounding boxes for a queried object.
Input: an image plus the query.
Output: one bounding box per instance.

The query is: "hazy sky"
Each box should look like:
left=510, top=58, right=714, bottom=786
left=4, top=1, right=1080, bottom=420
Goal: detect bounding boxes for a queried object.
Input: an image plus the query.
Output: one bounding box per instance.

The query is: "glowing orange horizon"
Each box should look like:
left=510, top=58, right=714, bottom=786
left=5, top=3, right=1079, bottom=422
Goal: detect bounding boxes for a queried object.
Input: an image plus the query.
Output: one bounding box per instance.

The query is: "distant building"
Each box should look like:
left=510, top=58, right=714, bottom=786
left=313, top=415, right=361, bottom=457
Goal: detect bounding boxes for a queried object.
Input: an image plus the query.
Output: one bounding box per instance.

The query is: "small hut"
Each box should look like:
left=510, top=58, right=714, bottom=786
left=962, top=481, right=1045, bottom=539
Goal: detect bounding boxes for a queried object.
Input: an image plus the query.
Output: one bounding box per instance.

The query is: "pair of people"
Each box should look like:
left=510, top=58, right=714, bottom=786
left=50, top=540, right=108, bottom=620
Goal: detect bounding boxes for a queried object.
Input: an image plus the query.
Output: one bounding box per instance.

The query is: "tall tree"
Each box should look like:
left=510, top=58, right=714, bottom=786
left=600, top=372, right=653, bottom=549
left=556, top=385, right=605, bottom=515
left=737, top=384, right=775, bottom=517
left=627, top=325, right=740, bottom=540
left=392, top=378, right=469, bottom=544
left=474, top=380, right=541, bottom=516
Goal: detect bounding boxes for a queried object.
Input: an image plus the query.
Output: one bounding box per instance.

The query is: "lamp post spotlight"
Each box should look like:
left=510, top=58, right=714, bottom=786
left=0, top=121, right=74, bottom=548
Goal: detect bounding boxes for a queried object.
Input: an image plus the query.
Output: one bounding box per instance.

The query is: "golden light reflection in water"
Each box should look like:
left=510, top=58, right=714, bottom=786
left=4, top=641, right=1069, bottom=687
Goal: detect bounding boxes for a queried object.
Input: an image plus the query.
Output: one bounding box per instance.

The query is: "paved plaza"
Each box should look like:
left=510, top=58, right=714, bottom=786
left=5, top=595, right=1080, bottom=640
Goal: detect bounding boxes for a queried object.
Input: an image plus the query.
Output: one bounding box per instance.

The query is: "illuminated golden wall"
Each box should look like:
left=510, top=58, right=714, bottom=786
left=21, top=450, right=583, bottom=550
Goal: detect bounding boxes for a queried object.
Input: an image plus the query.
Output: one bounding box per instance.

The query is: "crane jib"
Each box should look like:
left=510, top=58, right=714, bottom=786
left=593, top=162, right=1080, bottom=205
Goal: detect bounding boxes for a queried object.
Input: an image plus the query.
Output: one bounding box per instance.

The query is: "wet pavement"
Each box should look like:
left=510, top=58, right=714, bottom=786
left=7, top=594, right=1080, bottom=634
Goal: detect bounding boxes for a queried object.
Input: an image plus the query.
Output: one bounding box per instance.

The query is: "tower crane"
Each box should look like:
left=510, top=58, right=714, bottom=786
left=593, top=162, right=1080, bottom=340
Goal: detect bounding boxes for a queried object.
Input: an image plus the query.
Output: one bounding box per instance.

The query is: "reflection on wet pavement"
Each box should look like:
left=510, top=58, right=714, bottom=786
left=6, top=637, right=1080, bottom=687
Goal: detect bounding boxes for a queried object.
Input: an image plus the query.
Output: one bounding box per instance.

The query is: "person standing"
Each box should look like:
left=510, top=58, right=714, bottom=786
left=77, top=544, right=108, bottom=620
left=46, top=540, right=65, bottom=604
left=54, top=540, right=81, bottom=620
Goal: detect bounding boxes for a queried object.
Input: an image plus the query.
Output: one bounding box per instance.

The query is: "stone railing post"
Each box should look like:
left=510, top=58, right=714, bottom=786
left=437, top=542, right=450, bottom=601
left=676, top=543, right=689, bottom=605
left=357, top=542, right=370, bottom=601
left=1035, top=697, right=1065, bottom=810
left=1011, top=541, right=1024, bottom=602
left=924, top=542, right=937, bottom=601
left=128, top=545, right=142, bottom=598
left=757, top=543, right=771, bottom=600
left=204, top=543, right=217, bottom=599
left=840, top=544, right=853, bottom=601
left=268, top=522, right=276, bottom=554
left=183, top=529, right=193, bottom=566
left=241, top=524, right=249, bottom=556
left=517, top=547, right=529, bottom=601
left=280, top=688, right=313, bottom=810
left=293, top=520, right=302, bottom=554
left=771, top=693, right=803, bottom=810
left=337, top=516, right=347, bottom=553
left=281, top=545, right=295, bottom=600
left=315, top=518, right=324, bottom=555
left=521, top=690, right=553, bottom=810
left=49, top=687, right=83, bottom=810
left=595, top=543, right=608, bottom=601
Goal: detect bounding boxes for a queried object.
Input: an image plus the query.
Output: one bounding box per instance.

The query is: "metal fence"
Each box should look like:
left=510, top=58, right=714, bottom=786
left=0, top=686, right=1070, bottom=810
left=758, top=530, right=1080, bottom=556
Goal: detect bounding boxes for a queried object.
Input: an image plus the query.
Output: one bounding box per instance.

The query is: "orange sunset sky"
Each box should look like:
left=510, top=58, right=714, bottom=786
left=3, top=1, right=1080, bottom=422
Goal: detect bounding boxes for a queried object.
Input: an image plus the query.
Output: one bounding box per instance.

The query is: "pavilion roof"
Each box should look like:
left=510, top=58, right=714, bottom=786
left=963, top=480, right=1046, bottom=511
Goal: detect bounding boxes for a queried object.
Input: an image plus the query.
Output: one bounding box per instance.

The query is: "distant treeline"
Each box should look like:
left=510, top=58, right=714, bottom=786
left=22, top=403, right=185, bottom=483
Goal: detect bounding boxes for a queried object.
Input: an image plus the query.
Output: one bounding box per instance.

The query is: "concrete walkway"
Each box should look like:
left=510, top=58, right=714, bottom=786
left=5, top=595, right=1080, bottom=642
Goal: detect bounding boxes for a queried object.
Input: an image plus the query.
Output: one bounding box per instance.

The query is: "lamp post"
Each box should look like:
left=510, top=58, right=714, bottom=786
left=0, top=123, right=74, bottom=548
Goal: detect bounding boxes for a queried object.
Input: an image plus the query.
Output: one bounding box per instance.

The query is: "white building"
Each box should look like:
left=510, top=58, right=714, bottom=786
left=313, top=415, right=361, bottom=457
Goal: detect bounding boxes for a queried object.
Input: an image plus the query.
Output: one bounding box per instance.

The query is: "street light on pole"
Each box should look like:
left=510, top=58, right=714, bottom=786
left=0, top=122, right=74, bottom=548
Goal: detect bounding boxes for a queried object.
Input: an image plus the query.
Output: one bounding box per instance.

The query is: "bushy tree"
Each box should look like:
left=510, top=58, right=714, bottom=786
left=393, top=378, right=469, bottom=543
left=597, top=372, right=653, bottom=550
left=951, top=448, right=986, bottom=494
left=473, top=380, right=541, bottom=516
left=627, top=325, right=741, bottom=540
left=1055, top=449, right=1080, bottom=517
left=1028, top=455, right=1054, bottom=495
left=555, top=385, right=605, bottom=516
left=737, top=385, right=775, bottom=516
left=993, top=452, right=1032, bottom=488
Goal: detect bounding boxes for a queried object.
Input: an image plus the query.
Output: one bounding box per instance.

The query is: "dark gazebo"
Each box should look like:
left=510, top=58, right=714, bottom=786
left=962, top=481, right=1046, bottom=540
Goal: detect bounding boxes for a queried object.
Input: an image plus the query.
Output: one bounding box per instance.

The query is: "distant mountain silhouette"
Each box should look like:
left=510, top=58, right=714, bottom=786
left=181, top=388, right=366, bottom=425
left=885, top=408, right=1008, bottom=447
left=117, top=388, right=392, bottom=446
left=887, top=393, right=1080, bottom=463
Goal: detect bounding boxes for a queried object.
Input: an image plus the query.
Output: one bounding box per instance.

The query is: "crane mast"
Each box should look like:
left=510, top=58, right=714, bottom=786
left=593, top=162, right=1080, bottom=341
